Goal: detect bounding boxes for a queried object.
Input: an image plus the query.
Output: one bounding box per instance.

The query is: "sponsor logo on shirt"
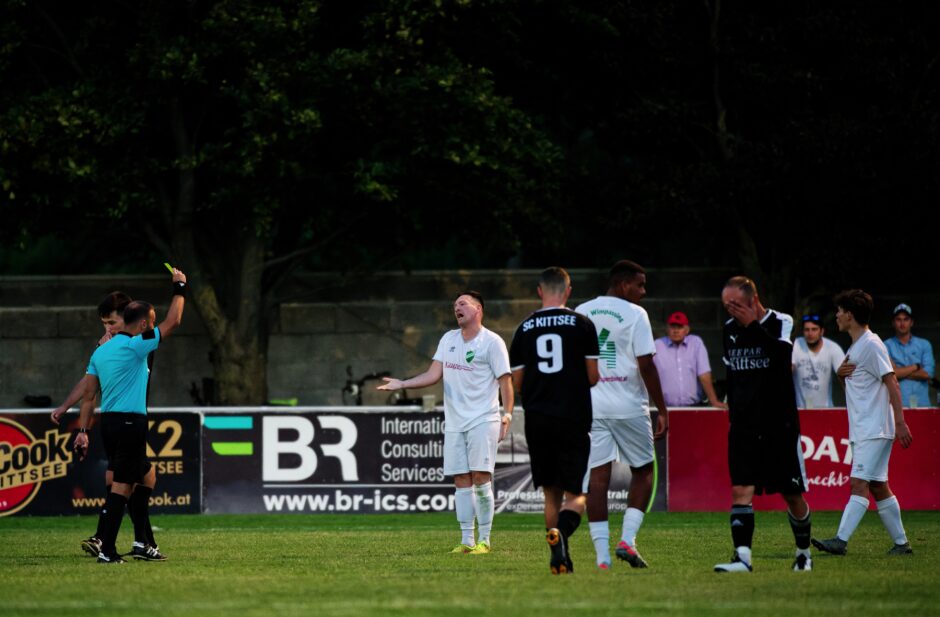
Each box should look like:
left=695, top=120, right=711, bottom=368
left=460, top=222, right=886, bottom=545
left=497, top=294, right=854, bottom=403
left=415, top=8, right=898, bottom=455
left=587, top=308, right=624, bottom=324
left=725, top=347, right=770, bottom=371
left=465, top=350, right=475, bottom=364
left=445, top=361, right=474, bottom=372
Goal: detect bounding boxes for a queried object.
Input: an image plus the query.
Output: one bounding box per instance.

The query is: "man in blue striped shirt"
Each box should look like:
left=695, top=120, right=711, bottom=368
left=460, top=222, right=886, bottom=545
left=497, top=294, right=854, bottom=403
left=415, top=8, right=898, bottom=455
left=73, top=268, right=187, bottom=563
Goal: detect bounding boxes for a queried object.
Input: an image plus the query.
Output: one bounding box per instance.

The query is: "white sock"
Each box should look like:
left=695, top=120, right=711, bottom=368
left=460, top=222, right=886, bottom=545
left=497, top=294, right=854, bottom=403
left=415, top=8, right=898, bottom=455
left=589, top=521, right=611, bottom=566
left=836, top=494, right=869, bottom=542
left=621, top=507, right=645, bottom=546
left=455, top=487, right=475, bottom=545
left=736, top=545, right=752, bottom=565
left=473, top=482, right=494, bottom=544
left=876, top=496, right=908, bottom=545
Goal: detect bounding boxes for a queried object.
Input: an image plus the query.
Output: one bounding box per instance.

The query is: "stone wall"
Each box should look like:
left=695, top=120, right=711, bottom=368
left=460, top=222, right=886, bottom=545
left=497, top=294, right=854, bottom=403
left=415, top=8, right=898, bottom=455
left=1, top=269, right=936, bottom=408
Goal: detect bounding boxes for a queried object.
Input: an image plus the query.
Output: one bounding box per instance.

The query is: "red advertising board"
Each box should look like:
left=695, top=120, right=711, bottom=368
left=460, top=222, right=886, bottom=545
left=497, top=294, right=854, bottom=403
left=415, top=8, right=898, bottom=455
left=668, top=408, right=940, bottom=511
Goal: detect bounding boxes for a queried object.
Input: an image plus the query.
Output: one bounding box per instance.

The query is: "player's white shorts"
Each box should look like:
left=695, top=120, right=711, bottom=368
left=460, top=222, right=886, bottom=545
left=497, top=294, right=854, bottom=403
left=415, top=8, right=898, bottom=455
left=443, top=420, right=500, bottom=476
left=850, top=438, right=892, bottom=482
left=588, top=416, right=654, bottom=469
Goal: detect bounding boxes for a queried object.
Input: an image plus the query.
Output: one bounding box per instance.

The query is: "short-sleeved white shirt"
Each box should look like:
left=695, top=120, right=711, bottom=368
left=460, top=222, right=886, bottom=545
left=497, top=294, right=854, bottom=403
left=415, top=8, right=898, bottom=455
left=792, top=337, right=845, bottom=408
left=432, top=327, right=511, bottom=432
left=575, top=296, right=657, bottom=419
left=844, top=330, right=896, bottom=442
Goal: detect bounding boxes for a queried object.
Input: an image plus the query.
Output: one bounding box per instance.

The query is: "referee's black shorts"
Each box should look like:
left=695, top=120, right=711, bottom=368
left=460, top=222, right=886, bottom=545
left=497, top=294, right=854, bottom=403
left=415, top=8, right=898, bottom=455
left=100, top=412, right=151, bottom=485
left=524, top=411, right=591, bottom=495
left=728, top=424, right=807, bottom=495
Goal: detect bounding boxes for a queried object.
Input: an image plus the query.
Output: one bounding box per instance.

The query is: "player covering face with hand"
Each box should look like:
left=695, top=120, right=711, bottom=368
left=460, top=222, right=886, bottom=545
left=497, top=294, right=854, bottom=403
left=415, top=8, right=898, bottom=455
left=715, top=276, right=813, bottom=573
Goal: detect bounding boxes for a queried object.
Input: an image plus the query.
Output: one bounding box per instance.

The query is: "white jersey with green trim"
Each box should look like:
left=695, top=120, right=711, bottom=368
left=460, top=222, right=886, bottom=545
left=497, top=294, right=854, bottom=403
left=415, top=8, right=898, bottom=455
left=575, top=296, right=656, bottom=419
left=432, top=327, right=511, bottom=432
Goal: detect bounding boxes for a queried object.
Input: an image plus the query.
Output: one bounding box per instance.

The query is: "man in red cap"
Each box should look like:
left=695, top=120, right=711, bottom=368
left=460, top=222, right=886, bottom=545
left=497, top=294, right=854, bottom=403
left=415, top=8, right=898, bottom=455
left=653, top=311, right=726, bottom=408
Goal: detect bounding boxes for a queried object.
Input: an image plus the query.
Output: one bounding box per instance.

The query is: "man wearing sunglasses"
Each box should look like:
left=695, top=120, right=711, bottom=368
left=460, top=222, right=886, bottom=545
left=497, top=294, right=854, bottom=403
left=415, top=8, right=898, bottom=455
left=791, top=315, right=845, bottom=408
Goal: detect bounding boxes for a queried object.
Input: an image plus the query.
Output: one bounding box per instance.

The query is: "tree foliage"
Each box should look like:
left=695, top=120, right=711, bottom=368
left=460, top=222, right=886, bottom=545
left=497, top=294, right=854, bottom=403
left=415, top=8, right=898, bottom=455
left=2, top=1, right=939, bottom=400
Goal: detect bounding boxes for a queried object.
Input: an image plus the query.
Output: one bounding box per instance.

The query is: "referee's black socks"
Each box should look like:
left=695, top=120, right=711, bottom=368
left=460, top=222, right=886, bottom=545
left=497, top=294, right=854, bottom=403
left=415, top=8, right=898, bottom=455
left=93, top=484, right=113, bottom=540
left=99, top=492, right=129, bottom=555
left=730, top=504, right=755, bottom=549
left=557, top=509, right=582, bottom=540
left=787, top=507, right=812, bottom=550
left=130, top=485, right=156, bottom=547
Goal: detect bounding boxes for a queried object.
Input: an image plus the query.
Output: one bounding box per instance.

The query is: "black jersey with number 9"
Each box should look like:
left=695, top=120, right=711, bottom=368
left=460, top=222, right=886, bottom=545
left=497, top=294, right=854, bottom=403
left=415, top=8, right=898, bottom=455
left=509, top=307, right=600, bottom=429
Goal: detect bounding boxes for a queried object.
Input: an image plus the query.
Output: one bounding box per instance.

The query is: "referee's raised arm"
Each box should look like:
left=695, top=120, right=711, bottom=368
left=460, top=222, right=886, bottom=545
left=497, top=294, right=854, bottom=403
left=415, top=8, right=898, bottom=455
left=158, top=268, right=187, bottom=339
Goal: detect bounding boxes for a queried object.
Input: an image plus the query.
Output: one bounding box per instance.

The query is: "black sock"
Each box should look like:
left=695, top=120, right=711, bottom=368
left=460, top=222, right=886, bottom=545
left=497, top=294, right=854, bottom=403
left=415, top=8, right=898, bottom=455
left=93, top=484, right=112, bottom=539
left=788, top=507, right=812, bottom=550
left=557, top=509, right=582, bottom=540
left=730, top=504, right=755, bottom=549
left=99, top=492, right=128, bottom=556
left=129, top=485, right=154, bottom=546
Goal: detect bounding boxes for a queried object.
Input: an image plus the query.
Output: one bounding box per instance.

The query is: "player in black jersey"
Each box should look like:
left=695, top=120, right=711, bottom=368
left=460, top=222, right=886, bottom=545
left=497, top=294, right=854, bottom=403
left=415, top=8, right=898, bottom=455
left=509, top=267, right=600, bottom=574
left=714, top=276, right=814, bottom=573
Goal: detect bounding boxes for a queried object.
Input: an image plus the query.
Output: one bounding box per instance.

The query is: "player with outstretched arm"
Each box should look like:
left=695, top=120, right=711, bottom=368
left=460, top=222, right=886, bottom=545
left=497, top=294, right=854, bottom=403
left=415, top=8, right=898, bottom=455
left=379, top=291, right=513, bottom=554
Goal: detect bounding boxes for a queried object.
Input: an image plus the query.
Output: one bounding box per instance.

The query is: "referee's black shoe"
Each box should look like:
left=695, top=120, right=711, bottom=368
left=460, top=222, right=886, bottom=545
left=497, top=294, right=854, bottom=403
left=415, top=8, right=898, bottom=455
left=546, top=528, right=571, bottom=574
left=130, top=544, right=168, bottom=561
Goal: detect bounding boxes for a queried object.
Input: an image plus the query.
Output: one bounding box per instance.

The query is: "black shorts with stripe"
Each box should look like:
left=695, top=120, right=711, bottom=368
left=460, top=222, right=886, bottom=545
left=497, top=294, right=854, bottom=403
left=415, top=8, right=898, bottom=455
left=728, top=424, right=807, bottom=495
left=100, top=412, right=151, bottom=485
left=524, top=411, right=591, bottom=495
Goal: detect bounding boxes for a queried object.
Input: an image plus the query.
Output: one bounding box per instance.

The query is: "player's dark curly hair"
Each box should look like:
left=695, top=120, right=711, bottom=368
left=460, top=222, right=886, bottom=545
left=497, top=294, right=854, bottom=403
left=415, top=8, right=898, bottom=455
left=834, top=289, right=873, bottom=326
left=608, top=260, right=645, bottom=287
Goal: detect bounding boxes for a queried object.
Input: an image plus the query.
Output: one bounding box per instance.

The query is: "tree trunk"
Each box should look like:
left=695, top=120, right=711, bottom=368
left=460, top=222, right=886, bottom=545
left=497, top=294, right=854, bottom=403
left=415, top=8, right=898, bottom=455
left=168, top=97, right=269, bottom=405
left=211, top=330, right=267, bottom=405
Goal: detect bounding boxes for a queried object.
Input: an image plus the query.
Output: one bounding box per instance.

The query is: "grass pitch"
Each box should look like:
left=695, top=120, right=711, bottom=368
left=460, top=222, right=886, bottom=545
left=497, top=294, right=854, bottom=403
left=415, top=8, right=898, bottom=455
left=1, top=511, right=937, bottom=616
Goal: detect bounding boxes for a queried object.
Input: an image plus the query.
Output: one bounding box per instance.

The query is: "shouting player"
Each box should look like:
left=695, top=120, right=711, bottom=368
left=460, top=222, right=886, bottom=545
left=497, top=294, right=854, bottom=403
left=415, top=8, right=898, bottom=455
left=379, top=291, right=513, bottom=554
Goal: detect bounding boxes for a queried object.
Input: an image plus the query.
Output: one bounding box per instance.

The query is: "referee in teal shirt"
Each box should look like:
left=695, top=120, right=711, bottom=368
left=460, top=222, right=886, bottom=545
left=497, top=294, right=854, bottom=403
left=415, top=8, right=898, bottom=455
left=74, top=268, right=187, bottom=563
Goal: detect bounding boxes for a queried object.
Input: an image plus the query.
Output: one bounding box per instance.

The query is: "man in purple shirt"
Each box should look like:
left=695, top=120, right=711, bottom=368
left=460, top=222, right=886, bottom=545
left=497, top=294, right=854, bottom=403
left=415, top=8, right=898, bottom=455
left=653, top=312, right=727, bottom=408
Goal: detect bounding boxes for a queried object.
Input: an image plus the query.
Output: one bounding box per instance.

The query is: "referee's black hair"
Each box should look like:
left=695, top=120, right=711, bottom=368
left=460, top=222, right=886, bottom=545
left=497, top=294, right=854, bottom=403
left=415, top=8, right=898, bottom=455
left=98, top=291, right=132, bottom=318
left=834, top=289, right=873, bottom=326
left=123, top=301, right=155, bottom=326
left=455, top=290, right=484, bottom=311
left=608, top=260, right=645, bottom=287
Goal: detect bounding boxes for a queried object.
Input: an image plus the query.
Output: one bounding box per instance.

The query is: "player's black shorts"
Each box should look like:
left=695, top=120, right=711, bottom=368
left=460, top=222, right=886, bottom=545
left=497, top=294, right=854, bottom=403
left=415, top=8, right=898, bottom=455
left=100, top=412, right=151, bottom=485
left=524, top=411, right=591, bottom=495
left=728, top=425, right=806, bottom=495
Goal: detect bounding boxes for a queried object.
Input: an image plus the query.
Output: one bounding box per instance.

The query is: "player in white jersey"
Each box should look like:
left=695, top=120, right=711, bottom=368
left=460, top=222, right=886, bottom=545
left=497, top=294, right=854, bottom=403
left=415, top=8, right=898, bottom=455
left=574, top=260, right=669, bottom=570
left=378, top=291, right=513, bottom=554
left=812, top=290, right=914, bottom=557
left=792, top=314, right=845, bottom=408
